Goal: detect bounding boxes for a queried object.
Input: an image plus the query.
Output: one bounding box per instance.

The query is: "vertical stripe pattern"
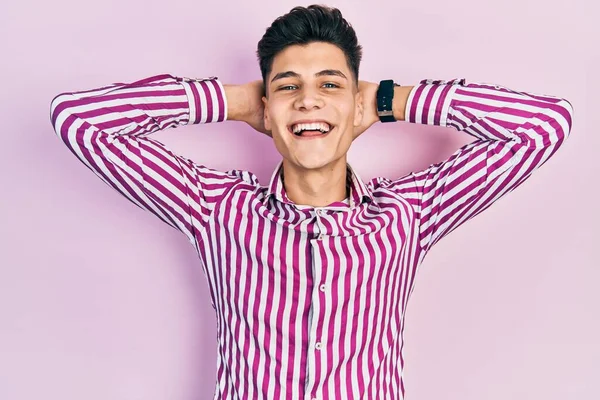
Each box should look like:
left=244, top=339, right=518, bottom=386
left=50, top=74, right=574, bottom=399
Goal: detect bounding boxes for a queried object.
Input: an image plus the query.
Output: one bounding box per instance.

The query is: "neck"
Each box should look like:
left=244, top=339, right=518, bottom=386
left=282, top=158, right=349, bottom=207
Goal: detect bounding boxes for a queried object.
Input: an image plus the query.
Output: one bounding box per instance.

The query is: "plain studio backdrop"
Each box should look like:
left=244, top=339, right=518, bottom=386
left=0, top=0, right=597, bottom=399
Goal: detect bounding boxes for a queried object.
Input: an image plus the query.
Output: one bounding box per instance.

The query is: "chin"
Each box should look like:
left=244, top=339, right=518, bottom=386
left=290, top=154, right=338, bottom=171
left=295, top=160, right=329, bottom=170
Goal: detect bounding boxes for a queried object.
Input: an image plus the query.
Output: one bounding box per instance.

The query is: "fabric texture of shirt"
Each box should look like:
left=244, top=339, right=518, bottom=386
left=49, top=73, right=573, bottom=400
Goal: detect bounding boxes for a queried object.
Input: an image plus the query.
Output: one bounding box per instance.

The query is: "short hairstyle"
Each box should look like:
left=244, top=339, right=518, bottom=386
left=256, top=4, right=363, bottom=93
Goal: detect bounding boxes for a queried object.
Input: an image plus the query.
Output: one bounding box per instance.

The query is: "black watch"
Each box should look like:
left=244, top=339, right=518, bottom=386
left=377, top=80, right=400, bottom=122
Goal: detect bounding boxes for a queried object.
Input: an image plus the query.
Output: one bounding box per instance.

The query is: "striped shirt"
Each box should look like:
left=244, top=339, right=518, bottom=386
left=49, top=74, right=573, bottom=399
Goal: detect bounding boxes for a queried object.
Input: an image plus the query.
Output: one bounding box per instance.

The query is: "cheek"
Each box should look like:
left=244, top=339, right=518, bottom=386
left=271, top=132, right=294, bottom=158
left=266, top=105, right=289, bottom=129
left=337, top=99, right=356, bottom=120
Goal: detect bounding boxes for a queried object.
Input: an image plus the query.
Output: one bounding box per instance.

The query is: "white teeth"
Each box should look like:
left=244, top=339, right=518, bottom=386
left=292, top=122, right=331, bottom=133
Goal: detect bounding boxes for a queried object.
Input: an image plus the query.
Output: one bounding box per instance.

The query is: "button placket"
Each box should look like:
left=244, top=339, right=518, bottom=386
left=308, top=207, right=330, bottom=397
left=315, top=208, right=327, bottom=241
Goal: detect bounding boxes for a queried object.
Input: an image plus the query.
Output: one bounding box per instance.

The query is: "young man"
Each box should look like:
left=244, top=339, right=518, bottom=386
left=49, top=4, right=573, bottom=400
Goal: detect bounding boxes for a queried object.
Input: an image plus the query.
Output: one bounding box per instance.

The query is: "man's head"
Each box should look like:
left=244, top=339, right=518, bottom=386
left=256, top=5, right=364, bottom=171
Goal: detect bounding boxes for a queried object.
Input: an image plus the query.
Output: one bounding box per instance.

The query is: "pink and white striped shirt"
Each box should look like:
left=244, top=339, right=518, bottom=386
left=49, top=74, right=573, bottom=399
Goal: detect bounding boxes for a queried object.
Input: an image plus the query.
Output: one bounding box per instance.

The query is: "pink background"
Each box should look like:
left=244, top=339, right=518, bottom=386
left=1, top=0, right=597, bottom=398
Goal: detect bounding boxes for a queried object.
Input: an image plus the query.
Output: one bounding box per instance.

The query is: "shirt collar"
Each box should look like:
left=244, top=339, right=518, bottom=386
left=263, top=160, right=374, bottom=209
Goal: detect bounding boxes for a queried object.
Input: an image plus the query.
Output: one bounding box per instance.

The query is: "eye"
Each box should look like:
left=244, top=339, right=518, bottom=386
left=278, top=83, right=339, bottom=91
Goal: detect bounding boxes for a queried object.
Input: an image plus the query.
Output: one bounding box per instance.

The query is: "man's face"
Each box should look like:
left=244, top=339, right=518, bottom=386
left=262, top=41, right=363, bottom=171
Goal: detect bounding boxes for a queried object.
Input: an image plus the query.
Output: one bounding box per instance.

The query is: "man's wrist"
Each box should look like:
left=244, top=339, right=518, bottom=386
left=392, top=85, right=414, bottom=122
left=224, top=84, right=249, bottom=122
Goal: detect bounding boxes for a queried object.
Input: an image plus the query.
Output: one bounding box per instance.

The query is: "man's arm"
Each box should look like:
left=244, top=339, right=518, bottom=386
left=382, top=78, right=574, bottom=254
left=392, top=84, right=414, bottom=122
left=49, top=74, right=255, bottom=248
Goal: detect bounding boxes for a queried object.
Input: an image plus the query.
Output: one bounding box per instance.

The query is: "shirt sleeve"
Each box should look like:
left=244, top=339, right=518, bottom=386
left=49, top=73, right=245, bottom=248
left=384, top=78, right=574, bottom=254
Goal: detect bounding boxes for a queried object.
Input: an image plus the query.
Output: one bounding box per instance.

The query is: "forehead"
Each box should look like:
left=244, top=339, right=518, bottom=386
left=271, top=42, right=349, bottom=77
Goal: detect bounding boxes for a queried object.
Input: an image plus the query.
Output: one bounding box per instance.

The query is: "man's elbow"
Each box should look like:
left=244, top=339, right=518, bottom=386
left=560, top=98, right=575, bottom=138
left=544, top=98, right=575, bottom=149
left=49, top=92, right=73, bottom=133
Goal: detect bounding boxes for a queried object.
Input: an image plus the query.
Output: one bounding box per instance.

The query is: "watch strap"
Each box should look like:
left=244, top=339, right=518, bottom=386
left=377, top=80, right=400, bottom=123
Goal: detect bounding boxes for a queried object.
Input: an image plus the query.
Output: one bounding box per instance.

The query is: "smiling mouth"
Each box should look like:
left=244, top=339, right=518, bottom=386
left=287, top=124, right=335, bottom=139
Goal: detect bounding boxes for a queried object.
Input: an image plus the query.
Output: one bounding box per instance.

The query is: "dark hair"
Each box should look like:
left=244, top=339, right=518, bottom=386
left=256, top=4, right=363, bottom=94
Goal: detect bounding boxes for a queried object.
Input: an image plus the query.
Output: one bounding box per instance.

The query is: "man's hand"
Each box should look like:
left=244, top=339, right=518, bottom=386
left=224, top=81, right=272, bottom=137
left=354, top=81, right=414, bottom=139
left=354, top=80, right=380, bottom=140
left=241, top=80, right=272, bottom=137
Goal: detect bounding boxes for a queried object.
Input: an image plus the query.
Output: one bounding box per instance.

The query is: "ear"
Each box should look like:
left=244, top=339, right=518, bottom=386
left=353, top=90, right=364, bottom=127
left=262, top=95, right=271, bottom=131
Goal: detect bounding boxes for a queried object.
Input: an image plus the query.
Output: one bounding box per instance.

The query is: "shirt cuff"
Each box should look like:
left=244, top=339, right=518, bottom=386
left=404, top=78, right=466, bottom=127
left=176, top=76, right=228, bottom=124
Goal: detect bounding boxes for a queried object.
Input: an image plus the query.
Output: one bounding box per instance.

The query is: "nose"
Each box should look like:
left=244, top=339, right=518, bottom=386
left=293, top=86, right=324, bottom=111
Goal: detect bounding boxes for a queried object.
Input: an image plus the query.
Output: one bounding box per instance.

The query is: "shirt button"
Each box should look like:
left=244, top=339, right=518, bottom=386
left=315, top=342, right=322, bottom=350
left=319, top=284, right=326, bottom=292
left=318, top=234, right=324, bottom=240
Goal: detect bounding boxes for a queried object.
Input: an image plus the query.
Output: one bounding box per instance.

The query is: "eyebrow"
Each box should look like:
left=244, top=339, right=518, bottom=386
left=270, top=69, right=348, bottom=83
